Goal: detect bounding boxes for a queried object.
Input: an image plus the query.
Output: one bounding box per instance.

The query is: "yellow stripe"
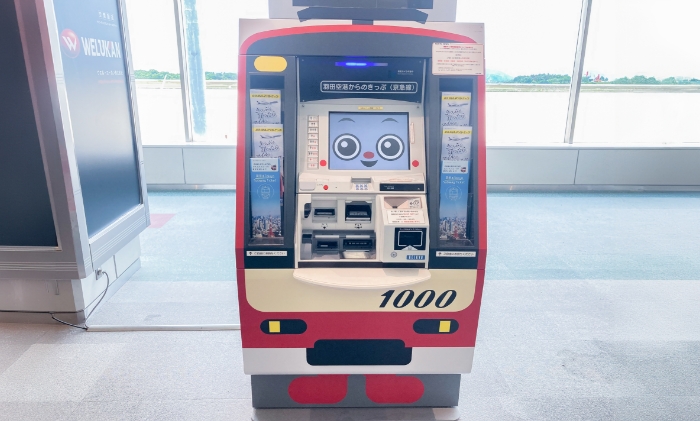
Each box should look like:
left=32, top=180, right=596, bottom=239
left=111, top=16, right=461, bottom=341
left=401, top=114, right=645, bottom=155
left=254, top=56, right=288, bottom=72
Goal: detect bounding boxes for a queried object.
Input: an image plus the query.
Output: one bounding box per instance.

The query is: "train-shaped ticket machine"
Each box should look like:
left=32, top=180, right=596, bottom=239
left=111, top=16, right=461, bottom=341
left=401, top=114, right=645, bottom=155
left=235, top=2, right=487, bottom=416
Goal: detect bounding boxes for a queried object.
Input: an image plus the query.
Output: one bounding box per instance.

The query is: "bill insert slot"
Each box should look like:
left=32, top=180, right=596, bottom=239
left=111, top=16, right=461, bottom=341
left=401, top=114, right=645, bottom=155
left=345, top=201, right=372, bottom=222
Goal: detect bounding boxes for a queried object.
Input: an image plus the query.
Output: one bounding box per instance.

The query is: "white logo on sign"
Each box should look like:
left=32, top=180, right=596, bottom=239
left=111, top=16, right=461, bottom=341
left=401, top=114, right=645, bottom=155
left=259, top=185, right=272, bottom=199
left=63, top=36, right=78, bottom=51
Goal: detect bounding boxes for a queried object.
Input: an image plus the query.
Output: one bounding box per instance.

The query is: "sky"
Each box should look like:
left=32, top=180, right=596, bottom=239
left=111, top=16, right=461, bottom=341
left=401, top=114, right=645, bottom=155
left=126, top=0, right=700, bottom=79
left=583, top=0, right=700, bottom=79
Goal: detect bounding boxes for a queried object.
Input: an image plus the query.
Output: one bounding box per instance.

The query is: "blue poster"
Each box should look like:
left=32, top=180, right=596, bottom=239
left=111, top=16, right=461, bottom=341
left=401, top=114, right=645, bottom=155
left=250, top=158, right=282, bottom=239
left=53, top=0, right=141, bottom=236
left=439, top=160, right=470, bottom=241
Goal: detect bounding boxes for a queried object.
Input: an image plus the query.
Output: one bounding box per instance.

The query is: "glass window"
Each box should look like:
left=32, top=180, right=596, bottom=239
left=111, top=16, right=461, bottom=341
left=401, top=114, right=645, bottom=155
left=125, top=0, right=186, bottom=145
left=457, top=1, right=582, bottom=144
left=183, top=1, right=269, bottom=144
left=574, top=0, right=700, bottom=144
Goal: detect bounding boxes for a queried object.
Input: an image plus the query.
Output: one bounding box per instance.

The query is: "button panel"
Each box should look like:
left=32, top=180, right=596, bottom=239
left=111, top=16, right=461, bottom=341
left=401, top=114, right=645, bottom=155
left=306, top=116, right=320, bottom=170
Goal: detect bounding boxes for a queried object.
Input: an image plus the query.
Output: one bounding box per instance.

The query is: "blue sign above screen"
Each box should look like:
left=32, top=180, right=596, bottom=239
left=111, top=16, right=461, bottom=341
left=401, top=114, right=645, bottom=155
left=328, top=112, right=410, bottom=171
left=299, top=56, right=424, bottom=103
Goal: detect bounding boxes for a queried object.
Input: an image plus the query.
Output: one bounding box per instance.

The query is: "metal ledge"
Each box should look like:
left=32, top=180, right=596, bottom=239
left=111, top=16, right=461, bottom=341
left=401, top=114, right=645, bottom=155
left=147, top=184, right=236, bottom=191
left=488, top=185, right=700, bottom=193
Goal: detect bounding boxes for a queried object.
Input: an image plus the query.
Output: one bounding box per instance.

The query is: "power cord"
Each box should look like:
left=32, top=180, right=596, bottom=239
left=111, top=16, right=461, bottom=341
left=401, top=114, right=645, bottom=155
left=51, top=269, right=110, bottom=330
left=50, top=314, right=88, bottom=330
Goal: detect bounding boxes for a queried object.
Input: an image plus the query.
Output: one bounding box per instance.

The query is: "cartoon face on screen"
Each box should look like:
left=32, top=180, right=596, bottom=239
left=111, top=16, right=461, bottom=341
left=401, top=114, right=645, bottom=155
left=328, top=112, right=409, bottom=171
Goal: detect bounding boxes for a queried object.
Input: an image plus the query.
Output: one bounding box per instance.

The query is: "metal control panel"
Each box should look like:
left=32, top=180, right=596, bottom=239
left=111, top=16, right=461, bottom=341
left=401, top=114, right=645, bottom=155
left=294, top=59, right=430, bottom=268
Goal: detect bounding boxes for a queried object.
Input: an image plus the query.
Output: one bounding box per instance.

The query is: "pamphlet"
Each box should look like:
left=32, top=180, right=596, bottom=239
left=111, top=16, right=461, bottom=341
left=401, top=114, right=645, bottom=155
left=441, top=126, right=472, bottom=161
left=250, top=158, right=282, bottom=239
left=250, top=89, right=281, bottom=124
left=440, top=92, right=471, bottom=126
left=252, top=124, right=284, bottom=171
left=439, top=160, right=470, bottom=241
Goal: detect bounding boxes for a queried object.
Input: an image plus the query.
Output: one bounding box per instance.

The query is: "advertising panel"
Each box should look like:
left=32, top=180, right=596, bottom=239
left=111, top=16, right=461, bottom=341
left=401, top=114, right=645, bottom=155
left=54, top=0, right=141, bottom=236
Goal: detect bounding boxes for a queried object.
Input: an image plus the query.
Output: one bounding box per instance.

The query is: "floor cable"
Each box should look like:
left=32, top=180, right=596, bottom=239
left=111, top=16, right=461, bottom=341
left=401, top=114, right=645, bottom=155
left=50, top=270, right=110, bottom=331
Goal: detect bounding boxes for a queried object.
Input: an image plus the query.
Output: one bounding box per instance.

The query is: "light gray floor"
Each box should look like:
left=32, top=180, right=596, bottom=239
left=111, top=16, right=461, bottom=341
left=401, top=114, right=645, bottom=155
left=2, top=279, right=700, bottom=420
left=2, top=192, right=700, bottom=420
left=89, top=192, right=238, bottom=326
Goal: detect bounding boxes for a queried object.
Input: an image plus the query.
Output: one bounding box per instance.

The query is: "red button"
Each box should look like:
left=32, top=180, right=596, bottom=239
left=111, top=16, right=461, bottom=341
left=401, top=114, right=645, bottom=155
left=412, top=160, right=419, bottom=167
left=320, top=160, right=327, bottom=167
left=323, top=185, right=328, bottom=190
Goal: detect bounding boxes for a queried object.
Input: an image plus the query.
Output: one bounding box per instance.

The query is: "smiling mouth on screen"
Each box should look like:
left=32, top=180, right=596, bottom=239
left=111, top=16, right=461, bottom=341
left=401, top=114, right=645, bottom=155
left=361, top=160, right=377, bottom=167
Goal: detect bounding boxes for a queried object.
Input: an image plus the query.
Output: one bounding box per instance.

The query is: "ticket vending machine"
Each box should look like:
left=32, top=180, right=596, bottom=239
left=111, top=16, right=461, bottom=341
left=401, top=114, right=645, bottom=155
left=236, top=9, right=486, bottom=414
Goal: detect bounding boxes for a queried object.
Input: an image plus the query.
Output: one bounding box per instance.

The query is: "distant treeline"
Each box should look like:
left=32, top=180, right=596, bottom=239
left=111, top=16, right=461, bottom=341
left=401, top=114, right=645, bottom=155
left=134, top=69, right=237, bottom=80
left=513, top=74, right=571, bottom=84
left=610, top=76, right=700, bottom=85
left=134, top=69, right=699, bottom=85
left=487, top=72, right=700, bottom=85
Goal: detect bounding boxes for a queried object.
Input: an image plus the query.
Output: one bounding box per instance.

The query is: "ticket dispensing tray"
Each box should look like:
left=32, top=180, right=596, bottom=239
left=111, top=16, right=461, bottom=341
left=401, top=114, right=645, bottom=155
left=292, top=267, right=431, bottom=289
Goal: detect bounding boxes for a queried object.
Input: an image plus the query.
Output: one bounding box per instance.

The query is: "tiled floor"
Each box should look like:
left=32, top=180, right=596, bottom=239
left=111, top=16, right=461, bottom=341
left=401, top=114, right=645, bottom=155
left=487, top=193, right=700, bottom=280
left=89, top=192, right=238, bottom=326
left=2, top=192, right=700, bottom=420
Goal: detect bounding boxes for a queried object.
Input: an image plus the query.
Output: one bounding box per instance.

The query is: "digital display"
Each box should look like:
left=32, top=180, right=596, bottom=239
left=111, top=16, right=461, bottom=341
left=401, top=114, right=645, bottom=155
left=328, top=112, right=409, bottom=171
left=398, top=230, right=424, bottom=248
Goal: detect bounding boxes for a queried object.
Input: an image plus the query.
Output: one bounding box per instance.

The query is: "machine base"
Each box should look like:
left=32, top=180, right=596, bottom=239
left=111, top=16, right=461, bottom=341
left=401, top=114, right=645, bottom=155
left=251, top=374, right=460, bottom=408
left=252, top=407, right=460, bottom=421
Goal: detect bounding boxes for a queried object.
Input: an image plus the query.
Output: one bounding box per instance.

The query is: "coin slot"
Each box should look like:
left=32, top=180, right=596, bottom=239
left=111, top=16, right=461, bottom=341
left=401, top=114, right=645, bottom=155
left=343, top=238, right=374, bottom=251
left=314, top=208, right=336, bottom=217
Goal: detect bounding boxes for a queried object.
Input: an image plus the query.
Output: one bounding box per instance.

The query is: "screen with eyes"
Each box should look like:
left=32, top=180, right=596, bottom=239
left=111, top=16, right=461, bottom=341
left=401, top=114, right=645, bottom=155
left=328, top=112, right=410, bottom=171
